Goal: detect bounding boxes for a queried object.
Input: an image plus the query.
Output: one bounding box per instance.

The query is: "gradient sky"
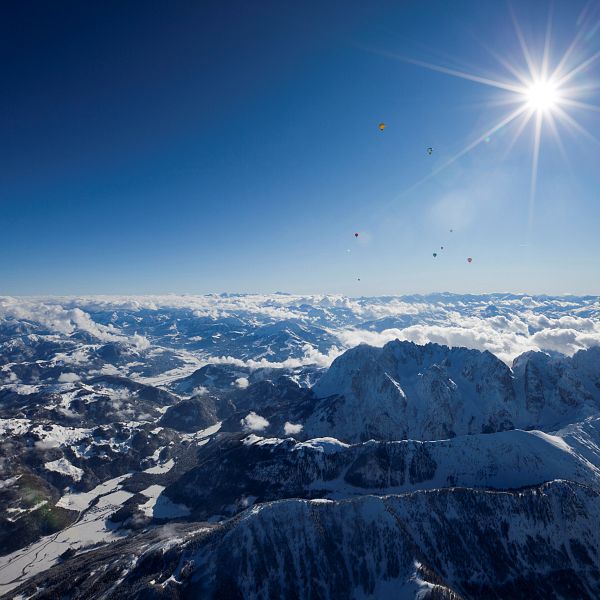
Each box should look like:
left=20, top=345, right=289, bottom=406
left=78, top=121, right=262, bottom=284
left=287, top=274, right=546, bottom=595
left=2, top=0, right=599, bottom=295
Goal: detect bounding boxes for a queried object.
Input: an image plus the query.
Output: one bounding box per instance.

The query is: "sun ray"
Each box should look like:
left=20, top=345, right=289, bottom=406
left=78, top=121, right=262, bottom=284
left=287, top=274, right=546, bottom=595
left=373, top=50, right=525, bottom=94
left=559, top=82, right=600, bottom=96
left=541, top=4, right=553, bottom=80
left=577, top=0, right=594, bottom=27
left=554, top=51, right=600, bottom=87
left=549, top=23, right=588, bottom=80
left=432, top=104, right=529, bottom=171
left=390, top=104, right=530, bottom=201
left=502, top=108, right=535, bottom=159
left=528, top=111, right=543, bottom=227
left=510, top=4, right=538, bottom=78
left=545, top=110, right=572, bottom=169
left=553, top=106, right=600, bottom=144
left=455, top=94, right=529, bottom=112
left=559, top=98, right=600, bottom=113
left=472, top=36, right=531, bottom=86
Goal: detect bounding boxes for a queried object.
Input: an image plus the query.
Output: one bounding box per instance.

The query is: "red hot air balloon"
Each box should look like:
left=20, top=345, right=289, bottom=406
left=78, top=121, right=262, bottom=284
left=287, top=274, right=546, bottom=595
left=467, top=257, right=473, bottom=263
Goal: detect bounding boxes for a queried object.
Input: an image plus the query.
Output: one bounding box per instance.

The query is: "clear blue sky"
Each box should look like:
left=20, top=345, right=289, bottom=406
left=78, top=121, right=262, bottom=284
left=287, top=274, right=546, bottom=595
left=1, top=0, right=599, bottom=295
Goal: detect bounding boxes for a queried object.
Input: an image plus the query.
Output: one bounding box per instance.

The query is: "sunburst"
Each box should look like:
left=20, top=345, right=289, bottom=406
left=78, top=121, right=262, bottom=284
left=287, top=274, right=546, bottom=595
left=381, top=5, right=600, bottom=225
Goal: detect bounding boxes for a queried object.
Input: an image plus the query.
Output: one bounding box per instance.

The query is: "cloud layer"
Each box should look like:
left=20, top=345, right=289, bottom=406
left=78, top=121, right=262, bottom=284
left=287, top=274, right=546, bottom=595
left=335, top=311, right=600, bottom=364
left=2, top=293, right=599, bottom=369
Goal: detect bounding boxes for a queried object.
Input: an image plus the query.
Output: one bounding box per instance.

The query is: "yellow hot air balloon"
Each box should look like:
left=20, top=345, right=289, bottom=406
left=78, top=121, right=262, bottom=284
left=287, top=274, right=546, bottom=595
left=378, top=123, right=385, bottom=131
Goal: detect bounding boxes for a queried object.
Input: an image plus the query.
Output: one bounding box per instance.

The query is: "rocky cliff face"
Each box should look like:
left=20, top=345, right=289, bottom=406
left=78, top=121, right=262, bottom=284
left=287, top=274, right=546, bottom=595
left=305, top=341, right=600, bottom=442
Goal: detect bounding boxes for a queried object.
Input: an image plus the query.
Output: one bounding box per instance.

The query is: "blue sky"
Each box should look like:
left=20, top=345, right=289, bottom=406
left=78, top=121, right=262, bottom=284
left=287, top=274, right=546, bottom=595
left=1, top=0, right=599, bottom=295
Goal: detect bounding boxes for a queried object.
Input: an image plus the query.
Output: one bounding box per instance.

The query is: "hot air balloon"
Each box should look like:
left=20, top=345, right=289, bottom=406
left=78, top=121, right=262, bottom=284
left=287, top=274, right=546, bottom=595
left=450, top=229, right=453, bottom=233
left=427, top=147, right=433, bottom=155
left=441, top=246, right=444, bottom=250
left=433, top=252, right=437, bottom=258
left=378, top=123, right=386, bottom=131
left=354, top=233, right=359, bottom=238
left=467, top=257, right=473, bottom=263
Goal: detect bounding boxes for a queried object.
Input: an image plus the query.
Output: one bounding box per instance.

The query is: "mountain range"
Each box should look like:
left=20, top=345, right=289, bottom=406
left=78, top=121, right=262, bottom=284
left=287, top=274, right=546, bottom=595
left=1, top=293, right=600, bottom=599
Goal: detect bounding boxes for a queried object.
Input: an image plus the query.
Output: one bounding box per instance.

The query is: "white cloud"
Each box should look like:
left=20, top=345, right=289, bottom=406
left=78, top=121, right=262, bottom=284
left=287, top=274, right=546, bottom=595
left=235, top=377, right=249, bottom=389
left=130, top=333, right=151, bottom=351
left=335, top=311, right=600, bottom=365
left=0, top=297, right=134, bottom=345
left=212, top=344, right=342, bottom=371
left=240, top=412, right=270, bottom=432
left=99, top=364, right=121, bottom=375
left=284, top=422, right=303, bottom=435
left=530, top=327, right=599, bottom=356
left=58, top=372, right=80, bottom=383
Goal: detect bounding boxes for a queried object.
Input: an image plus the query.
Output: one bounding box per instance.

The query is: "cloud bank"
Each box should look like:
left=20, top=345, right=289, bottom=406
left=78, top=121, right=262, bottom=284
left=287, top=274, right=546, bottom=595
left=2, top=293, right=599, bottom=368
left=335, top=311, right=600, bottom=364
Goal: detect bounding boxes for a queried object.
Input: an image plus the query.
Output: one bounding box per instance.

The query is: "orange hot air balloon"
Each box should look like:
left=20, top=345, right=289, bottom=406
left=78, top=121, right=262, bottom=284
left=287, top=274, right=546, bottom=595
left=378, top=123, right=385, bottom=131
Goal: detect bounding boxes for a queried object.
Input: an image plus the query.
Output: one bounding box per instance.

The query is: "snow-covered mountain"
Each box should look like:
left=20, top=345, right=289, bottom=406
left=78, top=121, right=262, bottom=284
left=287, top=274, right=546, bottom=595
left=2, top=293, right=600, bottom=599
left=162, top=418, right=600, bottom=521
left=306, top=340, right=600, bottom=442
left=13, top=481, right=600, bottom=599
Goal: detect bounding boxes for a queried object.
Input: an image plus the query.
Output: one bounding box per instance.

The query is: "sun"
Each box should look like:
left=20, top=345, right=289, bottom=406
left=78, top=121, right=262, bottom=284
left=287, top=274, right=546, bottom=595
left=525, top=79, right=560, bottom=113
